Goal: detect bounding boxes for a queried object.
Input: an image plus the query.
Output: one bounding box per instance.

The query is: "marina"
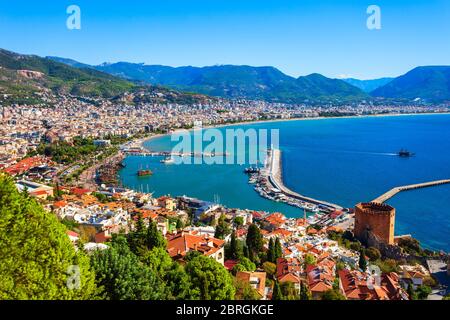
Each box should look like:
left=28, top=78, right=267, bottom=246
left=246, top=148, right=344, bottom=215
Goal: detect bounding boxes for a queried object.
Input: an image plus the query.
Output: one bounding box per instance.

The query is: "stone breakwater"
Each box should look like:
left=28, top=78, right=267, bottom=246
left=267, top=149, right=343, bottom=212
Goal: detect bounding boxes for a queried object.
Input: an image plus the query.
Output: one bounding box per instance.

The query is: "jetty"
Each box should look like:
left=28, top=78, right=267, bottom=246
left=123, top=150, right=229, bottom=157
left=266, top=148, right=343, bottom=211
left=372, top=179, right=450, bottom=203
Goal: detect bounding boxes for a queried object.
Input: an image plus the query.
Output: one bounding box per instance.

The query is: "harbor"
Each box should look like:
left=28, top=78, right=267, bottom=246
left=121, top=146, right=229, bottom=158
left=245, top=148, right=344, bottom=217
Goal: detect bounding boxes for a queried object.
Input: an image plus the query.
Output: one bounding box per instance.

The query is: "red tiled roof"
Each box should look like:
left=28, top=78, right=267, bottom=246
left=53, top=200, right=68, bottom=208
left=66, top=230, right=79, bottom=238
left=224, top=259, right=239, bottom=271
left=95, top=231, right=112, bottom=244
left=167, top=232, right=225, bottom=259
left=71, top=187, right=91, bottom=197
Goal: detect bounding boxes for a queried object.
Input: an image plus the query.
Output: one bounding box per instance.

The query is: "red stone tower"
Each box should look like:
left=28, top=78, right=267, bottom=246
left=354, top=202, right=395, bottom=245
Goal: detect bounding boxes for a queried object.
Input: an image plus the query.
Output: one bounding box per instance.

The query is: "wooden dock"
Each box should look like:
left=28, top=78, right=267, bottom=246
left=372, top=179, right=450, bottom=203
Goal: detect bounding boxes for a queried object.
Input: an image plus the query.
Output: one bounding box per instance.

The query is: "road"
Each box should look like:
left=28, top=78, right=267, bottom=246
left=427, top=259, right=450, bottom=300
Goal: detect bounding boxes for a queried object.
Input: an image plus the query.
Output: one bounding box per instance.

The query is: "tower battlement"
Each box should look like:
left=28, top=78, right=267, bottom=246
left=354, top=202, right=395, bottom=245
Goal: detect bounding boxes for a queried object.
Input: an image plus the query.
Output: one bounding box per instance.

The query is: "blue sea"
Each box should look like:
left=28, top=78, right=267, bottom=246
left=119, top=114, right=450, bottom=252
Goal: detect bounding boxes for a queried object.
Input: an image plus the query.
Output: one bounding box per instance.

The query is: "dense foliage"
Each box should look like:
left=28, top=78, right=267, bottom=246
left=185, top=254, right=236, bottom=300
left=37, top=137, right=98, bottom=164
left=0, top=173, right=97, bottom=299
left=90, top=237, right=164, bottom=300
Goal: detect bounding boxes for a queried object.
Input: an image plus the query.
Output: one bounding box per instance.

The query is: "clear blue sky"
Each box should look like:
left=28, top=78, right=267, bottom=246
left=0, top=0, right=449, bottom=79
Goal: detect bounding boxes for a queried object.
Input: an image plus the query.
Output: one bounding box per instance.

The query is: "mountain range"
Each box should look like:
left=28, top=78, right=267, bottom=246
left=49, top=56, right=450, bottom=104
left=48, top=58, right=368, bottom=104
left=371, top=66, right=450, bottom=102
left=1, top=48, right=448, bottom=105
left=0, top=49, right=212, bottom=105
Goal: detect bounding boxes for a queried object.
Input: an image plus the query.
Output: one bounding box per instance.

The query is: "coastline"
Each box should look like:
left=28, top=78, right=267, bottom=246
left=120, top=112, right=450, bottom=252
left=139, top=111, right=450, bottom=149
left=134, top=111, right=450, bottom=201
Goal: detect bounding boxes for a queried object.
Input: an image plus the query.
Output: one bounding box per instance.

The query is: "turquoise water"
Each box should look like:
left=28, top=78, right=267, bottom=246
left=119, top=114, right=450, bottom=252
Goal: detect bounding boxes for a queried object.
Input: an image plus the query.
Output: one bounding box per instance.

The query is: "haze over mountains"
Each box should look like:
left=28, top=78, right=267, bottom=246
left=341, top=78, right=394, bottom=93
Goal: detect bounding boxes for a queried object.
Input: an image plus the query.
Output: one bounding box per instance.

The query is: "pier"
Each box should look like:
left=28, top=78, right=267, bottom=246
left=123, top=150, right=229, bottom=157
left=266, top=149, right=343, bottom=211
left=372, top=179, right=450, bottom=203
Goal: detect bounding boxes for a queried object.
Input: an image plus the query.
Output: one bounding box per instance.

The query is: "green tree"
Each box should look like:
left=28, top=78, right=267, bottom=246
left=0, top=173, right=97, bottom=300
left=127, top=217, right=166, bottom=256
left=232, top=257, right=256, bottom=274
left=358, top=250, right=367, bottom=272
left=185, top=255, right=235, bottom=300
left=267, top=238, right=275, bottom=263
left=143, top=247, right=192, bottom=299
left=234, top=279, right=261, bottom=300
left=365, top=247, right=381, bottom=261
left=128, top=215, right=147, bottom=254
left=145, top=219, right=167, bottom=249
left=176, top=218, right=184, bottom=230
left=243, top=245, right=250, bottom=259
left=274, top=237, right=283, bottom=262
left=272, top=281, right=283, bottom=300
left=416, top=285, right=432, bottom=300
left=304, top=254, right=317, bottom=267
left=321, top=289, right=346, bottom=300
left=234, top=216, right=244, bottom=227
left=226, top=231, right=242, bottom=260
left=299, top=281, right=312, bottom=300
left=262, top=261, right=277, bottom=278
left=407, top=283, right=417, bottom=300
left=214, top=214, right=231, bottom=240
left=280, top=281, right=299, bottom=300
left=246, top=224, right=263, bottom=261
left=90, top=237, right=164, bottom=300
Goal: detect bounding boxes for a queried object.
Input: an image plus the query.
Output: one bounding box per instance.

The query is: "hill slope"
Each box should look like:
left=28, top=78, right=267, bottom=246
left=371, top=66, right=450, bottom=102
left=0, top=49, right=135, bottom=104
left=0, top=49, right=213, bottom=105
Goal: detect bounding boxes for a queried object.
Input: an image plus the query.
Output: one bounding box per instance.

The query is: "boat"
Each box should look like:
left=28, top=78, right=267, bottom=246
left=137, top=169, right=153, bottom=177
left=160, top=156, right=175, bottom=164
left=398, top=149, right=415, bottom=157
left=244, top=167, right=260, bottom=174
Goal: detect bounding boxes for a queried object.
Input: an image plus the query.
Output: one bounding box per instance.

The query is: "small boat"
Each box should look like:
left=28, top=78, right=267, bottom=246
left=160, top=156, right=175, bottom=164
left=398, top=149, right=415, bottom=157
left=137, top=169, right=153, bottom=177
left=244, top=167, right=260, bottom=174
